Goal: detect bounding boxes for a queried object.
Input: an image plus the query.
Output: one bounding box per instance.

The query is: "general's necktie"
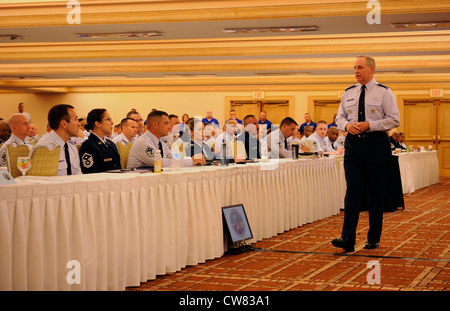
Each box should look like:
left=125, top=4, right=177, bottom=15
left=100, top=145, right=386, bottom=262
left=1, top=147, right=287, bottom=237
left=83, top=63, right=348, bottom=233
left=358, top=85, right=366, bottom=122
left=158, top=141, right=164, bottom=158
left=64, top=143, right=72, bottom=175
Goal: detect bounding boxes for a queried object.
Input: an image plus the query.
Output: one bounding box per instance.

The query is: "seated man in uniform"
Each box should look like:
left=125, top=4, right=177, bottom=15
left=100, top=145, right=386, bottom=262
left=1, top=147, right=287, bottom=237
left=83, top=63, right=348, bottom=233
left=112, top=117, right=138, bottom=146
left=0, top=113, right=33, bottom=167
left=236, top=114, right=261, bottom=160
left=266, top=117, right=298, bottom=158
left=37, top=104, right=83, bottom=175
left=127, top=110, right=204, bottom=169
left=182, top=117, right=216, bottom=162
left=325, top=126, right=344, bottom=154
left=304, top=120, right=341, bottom=154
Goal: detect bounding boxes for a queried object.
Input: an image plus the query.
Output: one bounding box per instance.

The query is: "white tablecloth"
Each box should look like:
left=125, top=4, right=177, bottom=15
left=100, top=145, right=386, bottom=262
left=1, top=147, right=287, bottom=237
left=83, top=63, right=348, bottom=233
left=396, top=151, right=439, bottom=194
left=0, top=158, right=341, bottom=291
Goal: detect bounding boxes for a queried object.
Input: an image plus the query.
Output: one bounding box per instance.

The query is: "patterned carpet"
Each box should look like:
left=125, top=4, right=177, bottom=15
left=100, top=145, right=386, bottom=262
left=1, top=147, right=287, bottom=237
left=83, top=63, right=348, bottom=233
left=127, top=177, right=450, bottom=292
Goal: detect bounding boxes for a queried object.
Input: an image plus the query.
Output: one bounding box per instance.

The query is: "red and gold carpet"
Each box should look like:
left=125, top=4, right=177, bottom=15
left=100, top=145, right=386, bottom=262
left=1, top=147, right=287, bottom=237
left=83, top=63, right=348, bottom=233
left=127, top=177, right=450, bottom=291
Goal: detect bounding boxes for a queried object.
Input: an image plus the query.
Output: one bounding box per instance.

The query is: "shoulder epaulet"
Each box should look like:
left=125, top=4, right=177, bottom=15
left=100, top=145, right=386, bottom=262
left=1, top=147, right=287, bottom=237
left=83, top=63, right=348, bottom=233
left=376, top=83, right=389, bottom=89
left=345, top=84, right=357, bottom=91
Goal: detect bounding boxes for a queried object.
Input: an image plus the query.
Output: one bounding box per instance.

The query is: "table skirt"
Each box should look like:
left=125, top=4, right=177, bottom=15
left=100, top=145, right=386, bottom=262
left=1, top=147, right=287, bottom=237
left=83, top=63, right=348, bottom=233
left=0, top=158, right=341, bottom=291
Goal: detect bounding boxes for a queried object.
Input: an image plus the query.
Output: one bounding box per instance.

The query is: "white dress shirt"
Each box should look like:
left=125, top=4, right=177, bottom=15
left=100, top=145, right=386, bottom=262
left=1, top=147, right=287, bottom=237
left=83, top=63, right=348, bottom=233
left=127, top=131, right=192, bottom=169
left=36, top=130, right=82, bottom=176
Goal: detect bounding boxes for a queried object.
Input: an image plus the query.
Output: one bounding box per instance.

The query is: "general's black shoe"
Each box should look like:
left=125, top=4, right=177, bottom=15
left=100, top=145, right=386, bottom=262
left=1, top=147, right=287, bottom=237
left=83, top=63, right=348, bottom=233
left=364, top=242, right=379, bottom=249
left=331, top=238, right=355, bottom=252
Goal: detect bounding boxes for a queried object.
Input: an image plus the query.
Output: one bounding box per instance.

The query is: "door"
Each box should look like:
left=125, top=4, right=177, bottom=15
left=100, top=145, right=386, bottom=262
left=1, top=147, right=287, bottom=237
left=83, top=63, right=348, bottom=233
left=261, top=101, right=289, bottom=126
left=314, top=100, right=340, bottom=125
left=404, top=99, right=450, bottom=176
left=230, top=101, right=260, bottom=123
left=438, top=100, right=450, bottom=176
left=229, top=99, right=290, bottom=127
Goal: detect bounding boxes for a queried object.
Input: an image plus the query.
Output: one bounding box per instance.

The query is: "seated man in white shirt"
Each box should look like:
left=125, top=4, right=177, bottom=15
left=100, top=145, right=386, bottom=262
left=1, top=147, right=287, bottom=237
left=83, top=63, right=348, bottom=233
left=266, top=117, right=298, bottom=158
left=299, top=125, right=314, bottom=145
left=305, top=120, right=343, bottom=155
left=324, top=126, right=344, bottom=154
left=25, top=123, right=40, bottom=144
left=0, top=113, right=33, bottom=167
left=112, top=117, right=138, bottom=145
left=37, top=104, right=83, bottom=176
left=127, top=110, right=204, bottom=169
left=161, top=114, right=181, bottom=149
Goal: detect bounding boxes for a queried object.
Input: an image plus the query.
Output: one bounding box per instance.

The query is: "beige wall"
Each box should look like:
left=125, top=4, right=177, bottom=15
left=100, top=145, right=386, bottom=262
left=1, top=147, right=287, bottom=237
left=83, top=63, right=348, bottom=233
left=0, top=88, right=443, bottom=137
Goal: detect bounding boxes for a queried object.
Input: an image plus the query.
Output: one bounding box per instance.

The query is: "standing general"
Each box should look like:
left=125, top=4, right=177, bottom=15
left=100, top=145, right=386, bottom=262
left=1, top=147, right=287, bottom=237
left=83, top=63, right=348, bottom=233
left=332, top=55, right=400, bottom=252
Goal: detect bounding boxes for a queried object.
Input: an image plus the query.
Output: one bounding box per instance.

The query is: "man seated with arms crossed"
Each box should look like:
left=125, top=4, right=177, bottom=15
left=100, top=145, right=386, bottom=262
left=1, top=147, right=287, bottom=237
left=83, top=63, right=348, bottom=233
left=304, top=120, right=344, bottom=155
left=112, top=117, right=138, bottom=145
left=37, top=104, right=82, bottom=175
left=0, top=113, right=33, bottom=167
left=127, top=110, right=205, bottom=169
left=266, top=117, right=298, bottom=158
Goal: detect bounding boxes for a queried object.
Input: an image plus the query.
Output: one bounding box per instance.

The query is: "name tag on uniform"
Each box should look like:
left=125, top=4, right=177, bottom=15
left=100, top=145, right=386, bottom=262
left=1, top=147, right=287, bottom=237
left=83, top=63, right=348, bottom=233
left=104, top=158, right=112, bottom=162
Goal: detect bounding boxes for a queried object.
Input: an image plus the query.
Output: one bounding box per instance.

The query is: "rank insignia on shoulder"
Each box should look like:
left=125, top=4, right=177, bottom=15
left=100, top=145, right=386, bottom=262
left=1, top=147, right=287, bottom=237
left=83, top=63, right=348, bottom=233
left=82, top=153, right=94, bottom=168
left=345, top=84, right=357, bottom=91
left=145, top=146, right=154, bottom=157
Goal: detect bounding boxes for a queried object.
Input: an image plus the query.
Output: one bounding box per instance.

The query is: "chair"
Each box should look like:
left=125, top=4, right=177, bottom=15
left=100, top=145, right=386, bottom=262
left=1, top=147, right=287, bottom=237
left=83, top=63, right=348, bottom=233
left=116, top=142, right=133, bottom=169
left=5, top=144, right=31, bottom=178
left=27, top=144, right=61, bottom=176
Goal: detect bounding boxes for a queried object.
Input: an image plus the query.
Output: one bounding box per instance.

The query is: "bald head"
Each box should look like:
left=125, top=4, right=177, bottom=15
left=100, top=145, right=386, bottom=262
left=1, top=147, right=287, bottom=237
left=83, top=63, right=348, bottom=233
left=327, top=126, right=339, bottom=142
left=9, top=113, right=31, bottom=140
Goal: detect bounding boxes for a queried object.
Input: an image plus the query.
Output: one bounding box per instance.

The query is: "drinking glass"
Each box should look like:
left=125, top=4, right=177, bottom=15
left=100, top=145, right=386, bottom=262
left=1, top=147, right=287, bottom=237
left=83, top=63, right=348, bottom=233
left=17, top=156, right=31, bottom=176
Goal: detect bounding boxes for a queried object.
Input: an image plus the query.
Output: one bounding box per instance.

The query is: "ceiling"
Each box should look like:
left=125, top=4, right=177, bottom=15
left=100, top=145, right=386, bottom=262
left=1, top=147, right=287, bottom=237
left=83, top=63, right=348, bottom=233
left=0, top=0, right=449, bottom=93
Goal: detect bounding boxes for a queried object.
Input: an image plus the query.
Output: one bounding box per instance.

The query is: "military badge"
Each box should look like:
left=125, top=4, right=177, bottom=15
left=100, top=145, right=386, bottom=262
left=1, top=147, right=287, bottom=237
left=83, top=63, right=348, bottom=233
left=82, top=153, right=94, bottom=168
left=145, top=146, right=154, bottom=157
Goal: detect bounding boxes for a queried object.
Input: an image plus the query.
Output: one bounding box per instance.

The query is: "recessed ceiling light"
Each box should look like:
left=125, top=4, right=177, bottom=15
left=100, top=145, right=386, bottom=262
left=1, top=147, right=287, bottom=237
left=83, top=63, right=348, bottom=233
left=0, top=34, right=24, bottom=41
left=223, top=26, right=319, bottom=34
left=0, top=76, right=45, bottom=80
left=376, top=70, right=415, bottom=74
left=255, top=72, right=311, bottom=76
left=390, top=21, right=450, bottom=29
left=76, top=31, right=164, bottom=38
left=78, top=75, right=129, bottom=79
left=163, top=74, right=217, bottom=78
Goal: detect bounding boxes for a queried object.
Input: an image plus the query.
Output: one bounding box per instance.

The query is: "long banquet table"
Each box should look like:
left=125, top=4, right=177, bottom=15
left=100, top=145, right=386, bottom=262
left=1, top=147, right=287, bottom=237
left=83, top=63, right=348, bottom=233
left=396, top=150, right=439, bottom=194
left=0, top=158, right=342, bottom=291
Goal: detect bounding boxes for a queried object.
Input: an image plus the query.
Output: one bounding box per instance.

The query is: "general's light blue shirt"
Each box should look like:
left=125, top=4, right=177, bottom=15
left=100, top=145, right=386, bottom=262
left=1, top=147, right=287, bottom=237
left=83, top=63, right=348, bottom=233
left=335, top=78, right=400, bottom=133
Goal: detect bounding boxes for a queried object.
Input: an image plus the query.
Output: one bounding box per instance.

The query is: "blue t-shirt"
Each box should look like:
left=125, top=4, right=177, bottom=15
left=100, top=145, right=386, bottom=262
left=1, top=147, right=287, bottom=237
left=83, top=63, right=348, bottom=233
left=225, top=118, right=243, bottom=125
left=202, top=117, right=220, bottom=127
left=300, top=121, right=317, bottom=135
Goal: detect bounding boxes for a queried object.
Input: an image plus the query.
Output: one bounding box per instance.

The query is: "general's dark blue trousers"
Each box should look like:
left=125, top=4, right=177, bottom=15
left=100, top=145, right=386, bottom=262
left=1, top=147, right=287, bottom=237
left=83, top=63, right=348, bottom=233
left=342, top=131, right=391, bottom=244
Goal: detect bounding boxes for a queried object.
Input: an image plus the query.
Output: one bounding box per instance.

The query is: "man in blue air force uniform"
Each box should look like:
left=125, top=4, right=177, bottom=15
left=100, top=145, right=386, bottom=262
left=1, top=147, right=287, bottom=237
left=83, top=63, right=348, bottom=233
left=332, top=55, right=400, bottom=252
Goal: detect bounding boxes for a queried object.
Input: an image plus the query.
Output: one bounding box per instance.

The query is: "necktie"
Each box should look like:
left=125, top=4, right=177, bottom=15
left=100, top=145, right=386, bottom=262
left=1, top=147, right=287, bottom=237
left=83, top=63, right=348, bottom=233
left=64, top=143, right=72, bottom=175
left=158, top=141, right=164, bottom=158
left=358, top=85, right=366, bottom=122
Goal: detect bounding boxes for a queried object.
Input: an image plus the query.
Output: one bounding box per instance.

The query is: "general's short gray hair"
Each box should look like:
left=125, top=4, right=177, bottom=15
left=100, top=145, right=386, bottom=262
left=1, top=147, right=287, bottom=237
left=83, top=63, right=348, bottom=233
left=357, top=54, right=376, bottom=70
